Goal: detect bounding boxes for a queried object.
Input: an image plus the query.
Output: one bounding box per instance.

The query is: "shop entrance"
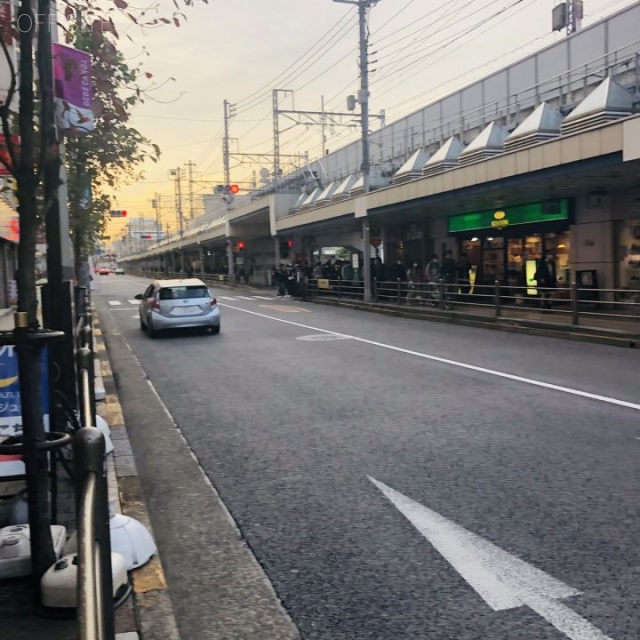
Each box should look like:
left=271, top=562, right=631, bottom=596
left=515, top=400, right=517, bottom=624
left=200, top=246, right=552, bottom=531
left=460, top=231, right=570, bottom=289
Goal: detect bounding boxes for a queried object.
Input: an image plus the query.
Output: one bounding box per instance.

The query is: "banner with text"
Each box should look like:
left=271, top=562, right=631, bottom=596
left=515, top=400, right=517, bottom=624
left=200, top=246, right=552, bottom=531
left=53, top=43, right=94, bottom=134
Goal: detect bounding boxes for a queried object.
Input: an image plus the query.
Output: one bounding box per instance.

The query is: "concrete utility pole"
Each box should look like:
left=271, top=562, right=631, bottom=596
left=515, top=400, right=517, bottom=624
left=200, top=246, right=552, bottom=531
left=185, top=160, right=195, bottom=219
left=333, top=0, right=380, bottom=301
left=170, top=168, right=184, bottom=238
left=223, top=99, right=235, bottom=186
left=566, top=0, right=583, bottom=34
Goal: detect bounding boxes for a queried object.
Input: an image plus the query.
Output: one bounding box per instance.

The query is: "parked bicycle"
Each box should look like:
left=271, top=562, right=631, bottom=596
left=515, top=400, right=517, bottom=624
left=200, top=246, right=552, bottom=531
left=424, top=281, right=454, bottom=310
left=52, top=389, right=83, bottom=480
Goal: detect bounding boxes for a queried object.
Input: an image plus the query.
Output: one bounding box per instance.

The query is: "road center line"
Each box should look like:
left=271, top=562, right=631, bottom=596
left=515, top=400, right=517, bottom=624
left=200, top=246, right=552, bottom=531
left=219, top=303, right=640, bottom=412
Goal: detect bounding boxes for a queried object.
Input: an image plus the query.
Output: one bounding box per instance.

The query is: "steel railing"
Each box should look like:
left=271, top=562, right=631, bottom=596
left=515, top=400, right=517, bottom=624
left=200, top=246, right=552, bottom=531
left=305, top=278, right=640, bottom=331
left=73, top=287, right=115, bottom=640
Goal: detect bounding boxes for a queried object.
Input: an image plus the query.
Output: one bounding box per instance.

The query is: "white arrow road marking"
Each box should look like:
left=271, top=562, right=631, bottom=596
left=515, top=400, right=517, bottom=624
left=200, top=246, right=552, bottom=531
left=107, top=300, right=122, bottom=306
left=368, top=477, right=615, bottom=640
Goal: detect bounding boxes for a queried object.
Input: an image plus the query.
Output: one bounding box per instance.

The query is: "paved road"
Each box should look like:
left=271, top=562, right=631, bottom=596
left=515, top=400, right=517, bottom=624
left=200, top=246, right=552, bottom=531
left=95, top=274, right=640, bottom=640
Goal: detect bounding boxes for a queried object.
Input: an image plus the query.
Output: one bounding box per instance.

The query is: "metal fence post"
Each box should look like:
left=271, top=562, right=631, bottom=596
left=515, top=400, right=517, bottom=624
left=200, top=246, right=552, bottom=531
left=338, top=279, right=342, bottom=299
left=571, top=280, right=579, bottom=326
left=495, top=280, right=501, bottom=318
left=74, top=428, right=115, bottom=640
left=438, top=279, right=445, bottom=310
left=373, top=277, right=378, bottom=302
left=397, top=279, right=401, bottom=304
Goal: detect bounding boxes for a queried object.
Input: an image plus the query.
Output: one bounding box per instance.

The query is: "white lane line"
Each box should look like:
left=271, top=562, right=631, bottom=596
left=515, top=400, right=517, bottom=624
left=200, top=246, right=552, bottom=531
left=108, top=300, right=123, bottom=306
left=218, top=303, right=640, bottom=412
left=127, top=299, right=139, bottom=305
left=217, top=296, right=238, bottom=301
left=252, top=295, right=274, bottom=300
left=236, top=296, right=255, bottom=300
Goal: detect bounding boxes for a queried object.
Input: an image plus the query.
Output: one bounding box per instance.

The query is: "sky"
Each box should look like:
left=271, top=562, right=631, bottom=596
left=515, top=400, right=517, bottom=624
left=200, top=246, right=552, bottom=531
left=105, top=0, right=637, bottom=239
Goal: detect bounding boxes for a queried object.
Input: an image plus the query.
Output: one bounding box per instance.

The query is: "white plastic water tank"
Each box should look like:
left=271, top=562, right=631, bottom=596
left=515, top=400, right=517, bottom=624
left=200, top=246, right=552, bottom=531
left=41, top=552, right=129, bottom=609
left=64, top=514, right=156, bottom=571
left=0, top=524, right=67, bottom=578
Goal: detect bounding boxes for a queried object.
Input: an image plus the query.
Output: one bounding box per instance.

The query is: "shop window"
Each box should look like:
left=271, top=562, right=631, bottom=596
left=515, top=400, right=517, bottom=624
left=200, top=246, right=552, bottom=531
left=617, top=220, right=640, bottom=299
left=545, top=232, right=571, bottom=285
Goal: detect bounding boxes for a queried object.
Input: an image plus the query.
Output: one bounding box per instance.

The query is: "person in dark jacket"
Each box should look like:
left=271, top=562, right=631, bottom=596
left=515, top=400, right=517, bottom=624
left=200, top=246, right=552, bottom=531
left=534, top=253, right=557, bottom=310
left=389, top=258, right=406, bottom=282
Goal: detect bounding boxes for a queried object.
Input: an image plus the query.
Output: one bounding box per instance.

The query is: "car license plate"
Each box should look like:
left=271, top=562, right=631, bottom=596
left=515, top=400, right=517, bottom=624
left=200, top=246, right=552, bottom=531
left=171, top=306, right=199, bottom=316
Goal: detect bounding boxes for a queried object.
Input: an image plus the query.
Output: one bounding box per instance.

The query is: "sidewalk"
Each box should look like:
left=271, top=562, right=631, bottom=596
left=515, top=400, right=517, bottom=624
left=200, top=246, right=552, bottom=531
left=0, top=309, right=180, bottom=639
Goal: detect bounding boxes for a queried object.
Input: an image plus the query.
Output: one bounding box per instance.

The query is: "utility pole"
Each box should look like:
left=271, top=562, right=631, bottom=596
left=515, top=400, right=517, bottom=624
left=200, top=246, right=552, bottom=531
left=321, top=95, right=327, bottom=156
left=223, top=100, right=236, bottom=186
left=185, top=161, right=195, bottom=219
left=170, top=168, right=184, bottom=238
left=272, top=89, right=295, bottom=190
left=333, top=0, right=380, bottom=302
left=566, top=0, right=583, bottom=34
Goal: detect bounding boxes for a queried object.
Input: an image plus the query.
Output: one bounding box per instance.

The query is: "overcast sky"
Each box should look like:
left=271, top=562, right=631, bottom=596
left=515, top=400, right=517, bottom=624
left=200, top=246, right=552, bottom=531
left=106, top=0, right=636, bottom=236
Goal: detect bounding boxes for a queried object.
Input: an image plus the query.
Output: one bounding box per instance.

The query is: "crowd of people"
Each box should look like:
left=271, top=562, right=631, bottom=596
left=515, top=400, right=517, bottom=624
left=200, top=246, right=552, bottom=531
left=269, top=252, right=474, bottom=298
left=271, top=251, right=558, bottom=309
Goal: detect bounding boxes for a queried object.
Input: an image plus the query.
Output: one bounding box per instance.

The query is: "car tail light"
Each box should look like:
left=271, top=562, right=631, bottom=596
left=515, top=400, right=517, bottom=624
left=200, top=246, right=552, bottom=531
left=151, top=299, right=160, bottom=310
left=211, top=298, right=217, bottom=307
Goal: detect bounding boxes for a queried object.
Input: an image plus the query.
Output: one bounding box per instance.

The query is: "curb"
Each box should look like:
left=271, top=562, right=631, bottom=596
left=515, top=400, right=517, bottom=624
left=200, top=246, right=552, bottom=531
left=92, top=315, right=181, bottom=640
left=309, top=298, right=639, bottom=349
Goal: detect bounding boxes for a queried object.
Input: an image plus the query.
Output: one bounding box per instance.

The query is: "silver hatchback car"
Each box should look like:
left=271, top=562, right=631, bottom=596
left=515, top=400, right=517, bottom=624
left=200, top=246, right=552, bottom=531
left=136, top=278, right=221, bottom=337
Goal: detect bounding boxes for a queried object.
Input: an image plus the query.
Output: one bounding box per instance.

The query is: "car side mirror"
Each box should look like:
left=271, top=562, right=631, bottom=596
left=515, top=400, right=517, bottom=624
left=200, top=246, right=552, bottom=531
left=134, top=294, right=144, bottom=300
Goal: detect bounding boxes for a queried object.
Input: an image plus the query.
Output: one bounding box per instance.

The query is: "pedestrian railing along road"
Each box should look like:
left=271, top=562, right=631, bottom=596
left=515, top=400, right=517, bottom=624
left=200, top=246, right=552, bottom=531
left=74, top=290, right=115, bottom=640
left=307, top=278, right=640, bottom=333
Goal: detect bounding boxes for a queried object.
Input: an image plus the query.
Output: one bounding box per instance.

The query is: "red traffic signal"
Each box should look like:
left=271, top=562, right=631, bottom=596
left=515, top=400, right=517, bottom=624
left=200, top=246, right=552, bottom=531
left=229, top=184, right=240, bottom=194
left=110, top=210, right=127, bottom=217
left=140, top=234, right=153, bottom=239
left=237, top=241, right=245, bottom=250
left=287, top=240, right=293, bottom=248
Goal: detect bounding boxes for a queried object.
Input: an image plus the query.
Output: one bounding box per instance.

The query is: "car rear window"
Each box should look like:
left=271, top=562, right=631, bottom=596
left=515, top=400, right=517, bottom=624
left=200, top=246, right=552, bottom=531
left=159, top=286, right=209, bottom=300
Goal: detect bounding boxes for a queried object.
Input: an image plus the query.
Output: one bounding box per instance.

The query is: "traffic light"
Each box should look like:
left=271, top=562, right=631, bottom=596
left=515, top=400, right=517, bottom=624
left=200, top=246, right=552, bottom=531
left=237, top=241, right=245, bottom=251
left=140, top=234, right=153, bottom=239
left=215, top=185, right=240, bottom=195
left=287, top=240, right=293, bottom=248
left=110, top=210, right=127, bottom=217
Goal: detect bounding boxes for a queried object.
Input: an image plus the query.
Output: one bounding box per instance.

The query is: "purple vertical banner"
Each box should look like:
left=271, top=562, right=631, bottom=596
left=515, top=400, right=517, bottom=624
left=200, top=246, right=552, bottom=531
left=53, top=43, right=94, bottom=134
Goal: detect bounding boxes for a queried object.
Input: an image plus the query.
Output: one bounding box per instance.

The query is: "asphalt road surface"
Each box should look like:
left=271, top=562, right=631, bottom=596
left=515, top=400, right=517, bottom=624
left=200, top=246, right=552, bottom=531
left=95, top=274, right=640, bottom=640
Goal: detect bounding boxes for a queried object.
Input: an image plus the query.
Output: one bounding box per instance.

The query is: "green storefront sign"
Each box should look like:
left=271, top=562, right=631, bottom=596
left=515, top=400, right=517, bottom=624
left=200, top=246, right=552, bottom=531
left=448, top=200, right=570, bottom=234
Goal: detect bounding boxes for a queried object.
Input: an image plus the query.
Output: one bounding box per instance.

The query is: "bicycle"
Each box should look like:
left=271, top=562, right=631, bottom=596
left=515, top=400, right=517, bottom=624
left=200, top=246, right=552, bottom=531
left=424, top=281, right=454, bottom=310
left=51, top=389, right=83, bottom=480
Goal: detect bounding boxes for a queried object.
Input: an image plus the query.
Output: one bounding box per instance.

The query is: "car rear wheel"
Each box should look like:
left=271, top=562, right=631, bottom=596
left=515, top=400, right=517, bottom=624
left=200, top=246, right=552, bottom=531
left=147, top=319, right=158, bottom=339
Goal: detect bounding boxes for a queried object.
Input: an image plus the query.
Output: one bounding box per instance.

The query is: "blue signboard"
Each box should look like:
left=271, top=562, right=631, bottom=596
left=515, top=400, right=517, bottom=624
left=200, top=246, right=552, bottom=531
left=0, top=345, right=49, bottom=478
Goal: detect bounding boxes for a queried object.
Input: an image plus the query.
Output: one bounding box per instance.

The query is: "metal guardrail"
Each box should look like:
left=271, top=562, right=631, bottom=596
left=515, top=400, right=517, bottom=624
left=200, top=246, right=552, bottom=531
left=306, top=278, right=640, bottom=330
left=73, top=288, right=115, bottom=640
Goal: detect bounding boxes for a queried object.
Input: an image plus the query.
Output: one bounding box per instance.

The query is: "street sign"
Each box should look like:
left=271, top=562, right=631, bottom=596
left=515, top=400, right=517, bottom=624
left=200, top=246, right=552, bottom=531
left=0, top=346, right=49, bottom=478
